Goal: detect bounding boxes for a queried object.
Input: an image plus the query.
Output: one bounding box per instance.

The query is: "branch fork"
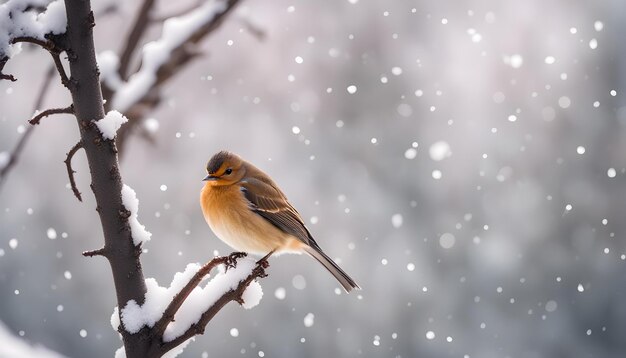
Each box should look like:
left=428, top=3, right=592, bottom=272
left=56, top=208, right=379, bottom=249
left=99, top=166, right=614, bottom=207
left=150, top=252, right=270, bottom=355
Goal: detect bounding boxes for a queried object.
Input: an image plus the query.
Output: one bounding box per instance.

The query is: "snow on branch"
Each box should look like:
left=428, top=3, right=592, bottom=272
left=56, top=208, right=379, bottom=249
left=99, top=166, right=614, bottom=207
left=110, top=253, right=268, bottom=357
left=111, top=0, right=235, bottom=112
left=94, top=110, right=129, bottom=140
left=0, top=0, right=67, bottom=59
left=162, top=257, right=263, bottom=342
left=96, top=51, right=123, bottom=91
left=120, top=184, right=152, bottom=245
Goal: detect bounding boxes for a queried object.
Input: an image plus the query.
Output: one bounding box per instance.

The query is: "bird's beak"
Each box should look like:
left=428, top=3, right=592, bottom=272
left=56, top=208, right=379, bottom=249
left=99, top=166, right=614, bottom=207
left=203, top=174, right=218, bottom=181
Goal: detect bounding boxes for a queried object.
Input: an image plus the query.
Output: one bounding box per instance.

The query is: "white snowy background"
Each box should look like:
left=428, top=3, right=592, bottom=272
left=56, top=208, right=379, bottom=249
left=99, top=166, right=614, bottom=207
left=1, top=0, right=626, bottom=357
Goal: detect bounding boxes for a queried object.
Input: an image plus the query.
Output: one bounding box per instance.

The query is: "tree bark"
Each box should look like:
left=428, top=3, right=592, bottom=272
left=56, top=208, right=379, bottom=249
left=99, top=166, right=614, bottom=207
left=63, top=0, right=149, bottom=356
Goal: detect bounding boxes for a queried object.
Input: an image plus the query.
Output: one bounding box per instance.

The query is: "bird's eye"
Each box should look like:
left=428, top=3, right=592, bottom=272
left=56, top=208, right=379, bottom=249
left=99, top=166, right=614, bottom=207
left=225, top=168, right=233, bottom=175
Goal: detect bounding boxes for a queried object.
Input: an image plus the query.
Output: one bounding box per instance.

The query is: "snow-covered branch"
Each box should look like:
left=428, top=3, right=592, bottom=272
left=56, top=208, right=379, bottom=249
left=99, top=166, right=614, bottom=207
left=109, top=253, right=268, bottom=357
left=98, top=0, right=244, bottom=156
left=0, top=0, right=67, bottom=81
left=117, top=0, right=156, bottom=81
left=159, top=255, right=267, bottom=354
left=110, top=0, right=240, bottom=112
left=0, top=0, right=67, bottom=59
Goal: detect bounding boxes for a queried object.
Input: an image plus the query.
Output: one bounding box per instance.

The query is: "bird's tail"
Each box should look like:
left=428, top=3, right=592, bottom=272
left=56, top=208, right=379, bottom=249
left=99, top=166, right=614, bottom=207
left=303, top=246, right=360, bottom=292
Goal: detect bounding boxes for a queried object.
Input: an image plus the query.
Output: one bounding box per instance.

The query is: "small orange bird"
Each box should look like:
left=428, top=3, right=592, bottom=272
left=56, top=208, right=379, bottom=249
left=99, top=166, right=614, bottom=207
left=200, top=151, right=360, bottom=292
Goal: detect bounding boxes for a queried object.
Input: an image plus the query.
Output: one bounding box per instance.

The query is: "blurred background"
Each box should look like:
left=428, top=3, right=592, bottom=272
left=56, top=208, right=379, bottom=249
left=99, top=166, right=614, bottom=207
left=1, top=0, right=626, bottom=357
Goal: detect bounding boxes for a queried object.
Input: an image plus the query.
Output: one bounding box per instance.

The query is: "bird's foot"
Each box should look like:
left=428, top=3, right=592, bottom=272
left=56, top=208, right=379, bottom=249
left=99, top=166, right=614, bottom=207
left=258, top=250, right=275, bottom=264
left=253, top=260, right=269, bottom=278
left=254, top=249, right=274, bottom=274
left=225, top=251, right=247, bottom=270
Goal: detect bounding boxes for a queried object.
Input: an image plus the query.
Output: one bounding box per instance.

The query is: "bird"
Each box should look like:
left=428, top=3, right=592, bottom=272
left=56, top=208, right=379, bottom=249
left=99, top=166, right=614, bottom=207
left=200, top=151, right=360, bottom=292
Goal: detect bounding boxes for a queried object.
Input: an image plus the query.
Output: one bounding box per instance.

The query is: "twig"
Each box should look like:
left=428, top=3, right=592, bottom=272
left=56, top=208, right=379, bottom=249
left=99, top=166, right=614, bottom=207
left=238, top=16, right=266, bottom=41
left=0, top=73, right=16, bottom=81
left=51, top=52, right=71, bottom=88
left=0, top=66, right=56, bottom=189
left=64, top=141, right=84, bottom=202
left=83, top=247, right=108, bottom=257
left=118, top=0, right=156, bottom=80
left=0, top=58, right=16, bottom=82
left=29, top=105, right=74, bottom=125
left=9, top=36, right=70, bottom=87
left=159, top=254, right=269, bottom=354
left=11, top=36, right=55, bottom=51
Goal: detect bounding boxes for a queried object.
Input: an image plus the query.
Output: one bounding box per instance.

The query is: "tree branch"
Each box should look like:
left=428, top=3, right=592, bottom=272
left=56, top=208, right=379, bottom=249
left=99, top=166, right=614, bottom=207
left=82, top=247, right=107, bottom=257
left=62, top=2, right=150, bottom=357
left=117, top=0, right=156, bottom=80
left=115, top=0, right=243, bottom=156
left=152, top=256, right=228, bottom=337
left=158, top=255, right=270, bottom=354
left=152, top=252, right=247, bottom=338
left=153, top=0, right=242, bottom=86
left=9, top=35, right=71, bottom=87
left=0, top=57, right=16, bottom=81
left=29, top=105, right=74, bottom=125
left=11, top=36, right=55, bottom=50
left=0, top=71, right=16, bottom=81
left=238, top=15, right=267, bottom=41
left=51, top=52, right=71, bottom=88
left=64, top=141, right=83, bottom=202
left=0, top=65, right=55, bottom=190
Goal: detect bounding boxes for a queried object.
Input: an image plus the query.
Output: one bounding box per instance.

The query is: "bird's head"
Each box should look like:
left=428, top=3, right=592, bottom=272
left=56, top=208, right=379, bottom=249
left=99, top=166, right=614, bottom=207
left=203, top=151, right=246, bottom=186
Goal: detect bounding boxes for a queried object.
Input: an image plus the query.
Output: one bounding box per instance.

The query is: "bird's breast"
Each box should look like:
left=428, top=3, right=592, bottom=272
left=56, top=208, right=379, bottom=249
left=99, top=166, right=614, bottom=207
left=200, top=184, right=297, bottom=254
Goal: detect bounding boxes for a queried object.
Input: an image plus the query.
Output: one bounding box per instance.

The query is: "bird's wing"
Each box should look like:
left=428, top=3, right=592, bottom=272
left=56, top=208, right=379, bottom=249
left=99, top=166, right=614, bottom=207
left=239, top=177, right=313, bottom=246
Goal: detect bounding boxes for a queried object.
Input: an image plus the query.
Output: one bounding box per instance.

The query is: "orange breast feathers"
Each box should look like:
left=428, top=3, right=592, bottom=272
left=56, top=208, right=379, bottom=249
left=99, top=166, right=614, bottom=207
left=200, top=183, right=304, bottom=255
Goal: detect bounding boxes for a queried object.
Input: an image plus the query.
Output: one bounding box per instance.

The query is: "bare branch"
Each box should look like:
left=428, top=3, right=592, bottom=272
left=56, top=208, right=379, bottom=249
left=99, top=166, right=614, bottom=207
left=238, top=16, right=266, bottom=41
left=51, top=52, right=71, bottom=87
left=83, top=247, right=108, bottom=257
left=118, top=0, right=157, bottom=80
left=0, top=73, right=16, bottom=81
left=159, top=254, right=270, bottom=354
left=0, top=66, right=56, bottom=189
left=11, top=36, right=55, bottom=50
left=0, top=73, right=17, bottom=82
left=0, top=58, right=16, bottom=82
left=64, top=141, right=84, bottom=202
left=29, top=105, right=74, bottom=125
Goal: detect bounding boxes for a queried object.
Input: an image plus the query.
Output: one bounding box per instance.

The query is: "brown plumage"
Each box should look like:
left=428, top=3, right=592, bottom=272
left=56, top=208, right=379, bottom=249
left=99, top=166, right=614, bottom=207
left=200, top=151, right=360, bottom=292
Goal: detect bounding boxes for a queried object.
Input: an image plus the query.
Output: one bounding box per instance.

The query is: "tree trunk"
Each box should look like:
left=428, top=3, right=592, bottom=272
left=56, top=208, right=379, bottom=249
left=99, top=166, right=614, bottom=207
left=63, top=0, right=150, bottom=356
